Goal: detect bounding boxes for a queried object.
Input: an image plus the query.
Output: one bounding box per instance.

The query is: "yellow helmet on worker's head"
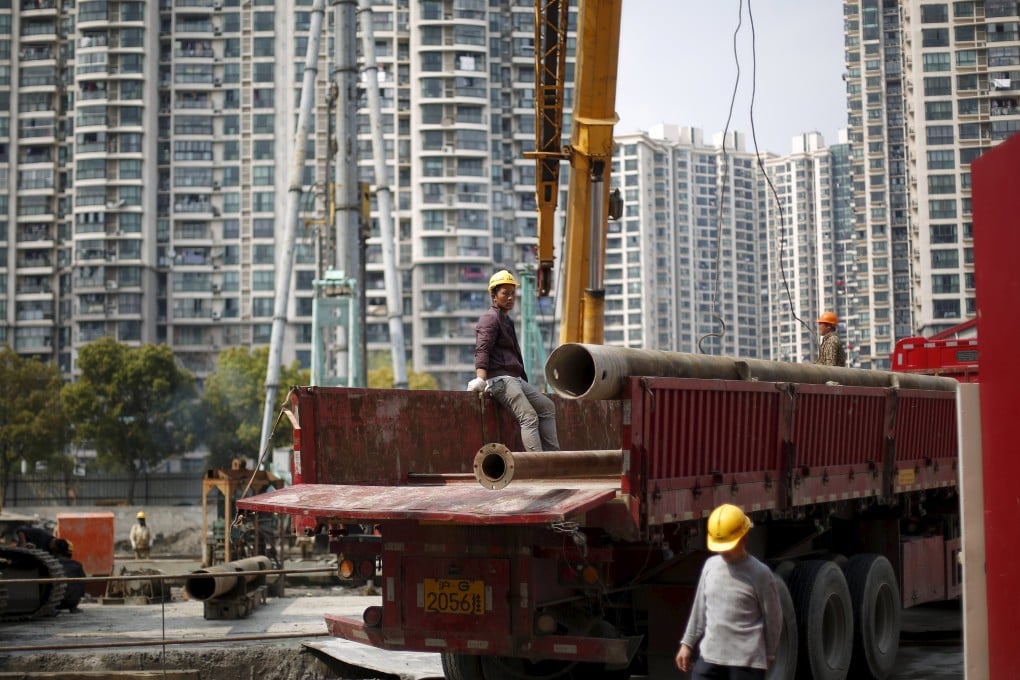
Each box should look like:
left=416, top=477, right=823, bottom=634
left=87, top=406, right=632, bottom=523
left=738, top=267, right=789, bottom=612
left=488, top=270, right=519, bottom=294
left=136, top=511, right=146, bottom=520
left=818, top=311, right=839, bottom=327
left=705, top=503, right=752, bottom=553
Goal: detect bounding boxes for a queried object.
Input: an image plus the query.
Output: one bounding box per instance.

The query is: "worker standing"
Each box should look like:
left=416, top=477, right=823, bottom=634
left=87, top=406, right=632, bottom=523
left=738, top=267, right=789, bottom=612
left=469, top=270, right=560, bottom=452
left=130, top=511, right=152, bottom=559
left=676, top=503, right=782, bottom=679
left=815, top=311, right=847, bottom=367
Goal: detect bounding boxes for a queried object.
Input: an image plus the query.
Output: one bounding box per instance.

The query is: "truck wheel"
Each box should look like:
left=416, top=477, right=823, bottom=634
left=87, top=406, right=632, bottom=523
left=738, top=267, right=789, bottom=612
left=441, top=653, right=484, bottom=680
left=788, top=560, right=852, bottom=680
left=766, top=576, right=798, bottom=680
left=845, top=554, right=901, bottom=679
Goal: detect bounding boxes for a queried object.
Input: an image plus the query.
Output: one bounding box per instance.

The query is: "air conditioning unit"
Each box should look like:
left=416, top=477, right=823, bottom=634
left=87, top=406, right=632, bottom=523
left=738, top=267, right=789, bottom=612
left=213, top=78, right=222, bottom=87
left=106, top=280, right=118, bottom=290
left=211, top=283, right=221, bottom=293
left=213, top=108, right=222, bottom=114
left=212, top=181, right=221, bottom=190
left=213, top=26, right=222, bottom=35
left=442, top=145, right=454, bottom=153
left=210, top=310, right=221, bottom=320
left=213, top=0, right=222, bottom=9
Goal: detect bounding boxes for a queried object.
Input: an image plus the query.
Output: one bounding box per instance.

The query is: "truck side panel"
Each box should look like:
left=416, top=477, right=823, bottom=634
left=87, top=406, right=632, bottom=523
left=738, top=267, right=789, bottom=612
left=290, top=386, right=623, bottom=486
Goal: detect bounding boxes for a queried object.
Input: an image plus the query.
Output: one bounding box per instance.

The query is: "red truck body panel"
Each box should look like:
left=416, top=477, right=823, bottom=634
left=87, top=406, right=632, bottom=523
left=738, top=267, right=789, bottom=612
left=891, top=336, right=979, bottom=383
left=972, top=130, right=1020, bottom=680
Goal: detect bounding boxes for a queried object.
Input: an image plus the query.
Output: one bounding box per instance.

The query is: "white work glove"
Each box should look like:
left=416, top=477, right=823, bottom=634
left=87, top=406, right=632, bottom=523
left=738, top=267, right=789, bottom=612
left=467, top=377, right=487, bottom=392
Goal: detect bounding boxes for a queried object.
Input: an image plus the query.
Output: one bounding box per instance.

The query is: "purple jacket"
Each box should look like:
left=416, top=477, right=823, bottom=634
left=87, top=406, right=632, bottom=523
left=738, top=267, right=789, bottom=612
left=474, top=306, right=527, bottom=381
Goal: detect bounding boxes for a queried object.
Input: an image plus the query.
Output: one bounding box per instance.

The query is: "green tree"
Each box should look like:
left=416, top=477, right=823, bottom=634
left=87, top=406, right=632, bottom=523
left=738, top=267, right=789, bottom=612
left=62, top=338, right=198, bottom=503
left=0, top=347, right=67, bottom=513
left=367, top=351, right=439, bottom=390
left=199, top=346, right=308, bottom=469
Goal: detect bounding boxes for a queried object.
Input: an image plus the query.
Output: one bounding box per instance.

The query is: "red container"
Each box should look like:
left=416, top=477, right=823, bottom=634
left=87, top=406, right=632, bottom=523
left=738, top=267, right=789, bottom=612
left=57, top=512, right=115, bottom=596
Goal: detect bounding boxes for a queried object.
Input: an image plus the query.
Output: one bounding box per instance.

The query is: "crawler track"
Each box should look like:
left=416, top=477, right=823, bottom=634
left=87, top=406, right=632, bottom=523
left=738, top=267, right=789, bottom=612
left=0, top=546, right=66, bottom=621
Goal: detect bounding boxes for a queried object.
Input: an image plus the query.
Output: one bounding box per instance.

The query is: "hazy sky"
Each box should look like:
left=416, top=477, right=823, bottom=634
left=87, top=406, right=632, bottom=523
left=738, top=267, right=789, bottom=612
left=616, top=1, right=847, bottom=155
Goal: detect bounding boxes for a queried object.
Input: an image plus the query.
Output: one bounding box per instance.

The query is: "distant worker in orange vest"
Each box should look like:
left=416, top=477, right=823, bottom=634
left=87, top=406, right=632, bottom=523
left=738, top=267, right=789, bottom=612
left=815, top=311, right=847, bottom=367
left=130, top=511, right=152, bottom=559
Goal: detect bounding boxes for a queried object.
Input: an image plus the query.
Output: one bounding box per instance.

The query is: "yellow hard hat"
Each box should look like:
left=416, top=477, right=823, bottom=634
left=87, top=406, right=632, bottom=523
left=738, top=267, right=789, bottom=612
left=488, top=270, right=519, bottom=293
left=136, top=511, right=146, bottom=520
left=705, top=504, right=752, bottom=552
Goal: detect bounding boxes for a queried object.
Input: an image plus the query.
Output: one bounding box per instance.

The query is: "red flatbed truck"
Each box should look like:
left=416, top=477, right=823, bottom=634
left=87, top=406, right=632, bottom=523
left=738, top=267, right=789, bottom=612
left=238, top=348, right=960, bottom=680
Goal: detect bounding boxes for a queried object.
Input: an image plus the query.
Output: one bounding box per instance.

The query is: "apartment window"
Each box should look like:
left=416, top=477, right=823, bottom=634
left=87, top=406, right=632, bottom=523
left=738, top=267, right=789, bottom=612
left=956, top=50, right=978, bottom=67
left=223, top=141, right=240, bottom=161
left=957, top=74, right=978, bottom=91
left=923, top=53, right=951, bottom=72
left=251, top=166, right=273, bottom=186
left=252, top=270, right=274, bottom=291
left=931, top=249, right=959, bottom=269
left=929, top=199, right=958, bottom=219
left=253, top=140, right=274, bottom=159
left=927, top=149, right=955, bottom=169
left=958, top=99, right=979, bottom=115
left=924, top=76, right=951, bottom=96
left=931, top=274, right=960, bottom=294
left=922, top=28, right=949, bottom=47
left=954, top=2, right=975, bottom=18
left=933, top=299, right=960, bottom=319
left=954, top=25, right=976, bottom=42
left=921, top=4, right=949, bottom=22
left=254, top=37, right=274, bottom=57
left=253, top=244, right=274, bottom=265
left=925, top=101, right=953, bottom=120
left=928, top=175, right=956, bottom=194
left=925, top=125, right=954, bottom=145
left=119, top=160, right=142, bottom=180
left=931, top=224, right=958, bottom=243
left=253, top=63, right=274, bottom=83
left=253, top=113, right=274, bottom=134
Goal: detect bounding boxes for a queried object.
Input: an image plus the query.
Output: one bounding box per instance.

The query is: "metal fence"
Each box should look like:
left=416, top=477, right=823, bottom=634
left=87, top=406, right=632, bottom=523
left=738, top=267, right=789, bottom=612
left=4, top=472, right=202, bottom=507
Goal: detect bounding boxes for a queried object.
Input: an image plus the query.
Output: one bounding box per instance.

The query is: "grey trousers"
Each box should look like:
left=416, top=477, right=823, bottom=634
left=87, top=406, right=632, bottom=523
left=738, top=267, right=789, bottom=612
left=487, top=376, right=560, bottom=451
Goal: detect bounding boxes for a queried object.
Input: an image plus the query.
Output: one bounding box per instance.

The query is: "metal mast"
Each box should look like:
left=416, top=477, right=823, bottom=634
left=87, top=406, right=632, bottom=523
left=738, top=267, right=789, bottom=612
left=357, top=0, right=407, bottom=388
left=259, top=0, right=327, bottom=453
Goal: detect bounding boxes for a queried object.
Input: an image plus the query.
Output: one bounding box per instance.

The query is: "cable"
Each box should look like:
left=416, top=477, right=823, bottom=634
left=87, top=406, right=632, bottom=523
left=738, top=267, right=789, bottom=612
left=746, top=0, right=813, bottom=355
left=697, top=0, right=743, bottom=354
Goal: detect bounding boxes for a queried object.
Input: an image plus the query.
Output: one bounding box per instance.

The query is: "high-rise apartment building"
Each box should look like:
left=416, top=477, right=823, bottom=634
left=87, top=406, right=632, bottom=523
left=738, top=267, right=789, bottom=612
left=762, top=132, right=855, bottom=364
left=611, top=125, right=768, bottom=357
left=0, top=0, right=569, bottom=390
left=363, top=0, right=564, bottom=389
left=843, top=0, right=1019, bottom=368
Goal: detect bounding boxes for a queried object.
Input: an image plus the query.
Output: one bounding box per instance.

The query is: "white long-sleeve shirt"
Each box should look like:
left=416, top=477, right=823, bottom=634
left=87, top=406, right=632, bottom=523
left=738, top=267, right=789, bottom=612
left=130, top=523, right=151, bottom=550
left=681, top=553, right=782, bottom=670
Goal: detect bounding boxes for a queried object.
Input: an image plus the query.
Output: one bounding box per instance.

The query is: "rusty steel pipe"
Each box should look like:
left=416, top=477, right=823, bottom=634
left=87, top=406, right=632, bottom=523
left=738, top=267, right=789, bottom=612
left=545, top=343, right=959, bottom=400
left=474, top=442, right=623, bottom=490
left=184, top=555, right=272, bottom=601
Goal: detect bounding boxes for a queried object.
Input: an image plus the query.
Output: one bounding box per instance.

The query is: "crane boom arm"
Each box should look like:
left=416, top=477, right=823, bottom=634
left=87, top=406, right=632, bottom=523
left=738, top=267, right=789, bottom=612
left=529, top=0, right=622, bottom=345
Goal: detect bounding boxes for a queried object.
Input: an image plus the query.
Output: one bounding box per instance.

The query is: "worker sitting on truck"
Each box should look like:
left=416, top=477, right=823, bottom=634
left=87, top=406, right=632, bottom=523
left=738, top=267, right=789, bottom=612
left=676, top=503, right=782, bottom=679
left=815, top=311, right=847, bottom=367
left=469, top=270, right=560, bottom=452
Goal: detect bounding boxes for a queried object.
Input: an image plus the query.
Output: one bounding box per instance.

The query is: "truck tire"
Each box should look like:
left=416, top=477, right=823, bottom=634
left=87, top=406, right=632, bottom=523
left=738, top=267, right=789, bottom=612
left=766, top=576, right=798, bottom=680
left=845, top=554, right=901, bottom=679
left=441, top=653, right=484, bottom=680
left=788, top=559, right=852, bottom=680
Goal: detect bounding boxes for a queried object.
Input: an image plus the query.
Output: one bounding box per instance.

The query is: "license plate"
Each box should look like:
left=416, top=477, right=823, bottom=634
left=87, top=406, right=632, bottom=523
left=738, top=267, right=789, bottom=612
left=423, top=578, right=484, bottom=615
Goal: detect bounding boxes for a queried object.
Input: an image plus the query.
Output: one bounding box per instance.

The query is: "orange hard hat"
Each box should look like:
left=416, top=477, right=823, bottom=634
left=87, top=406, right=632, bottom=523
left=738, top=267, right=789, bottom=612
left=818, top=311, right=838, bottom=326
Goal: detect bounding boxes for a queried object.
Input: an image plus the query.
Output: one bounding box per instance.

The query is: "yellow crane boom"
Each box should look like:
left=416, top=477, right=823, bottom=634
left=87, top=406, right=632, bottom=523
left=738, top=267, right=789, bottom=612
left=528, top=0, right=623, bottom=345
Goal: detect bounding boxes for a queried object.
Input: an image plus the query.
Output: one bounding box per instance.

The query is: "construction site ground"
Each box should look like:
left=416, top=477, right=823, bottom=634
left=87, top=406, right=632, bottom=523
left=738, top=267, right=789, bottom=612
left=0, top=506, right=964, bottom=679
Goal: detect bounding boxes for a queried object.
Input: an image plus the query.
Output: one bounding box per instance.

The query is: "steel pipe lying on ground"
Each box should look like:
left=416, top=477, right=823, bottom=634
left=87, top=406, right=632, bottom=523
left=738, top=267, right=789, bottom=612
left=184, top=555, right=272, bottom=601
left=474, top=442, right=623, bottom=490
left=545, top=343, right=959, bottom=400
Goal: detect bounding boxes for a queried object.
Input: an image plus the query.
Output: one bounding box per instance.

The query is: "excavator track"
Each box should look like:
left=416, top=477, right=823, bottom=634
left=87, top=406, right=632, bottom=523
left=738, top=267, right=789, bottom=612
left=0, top=546, right=66, bottom=621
